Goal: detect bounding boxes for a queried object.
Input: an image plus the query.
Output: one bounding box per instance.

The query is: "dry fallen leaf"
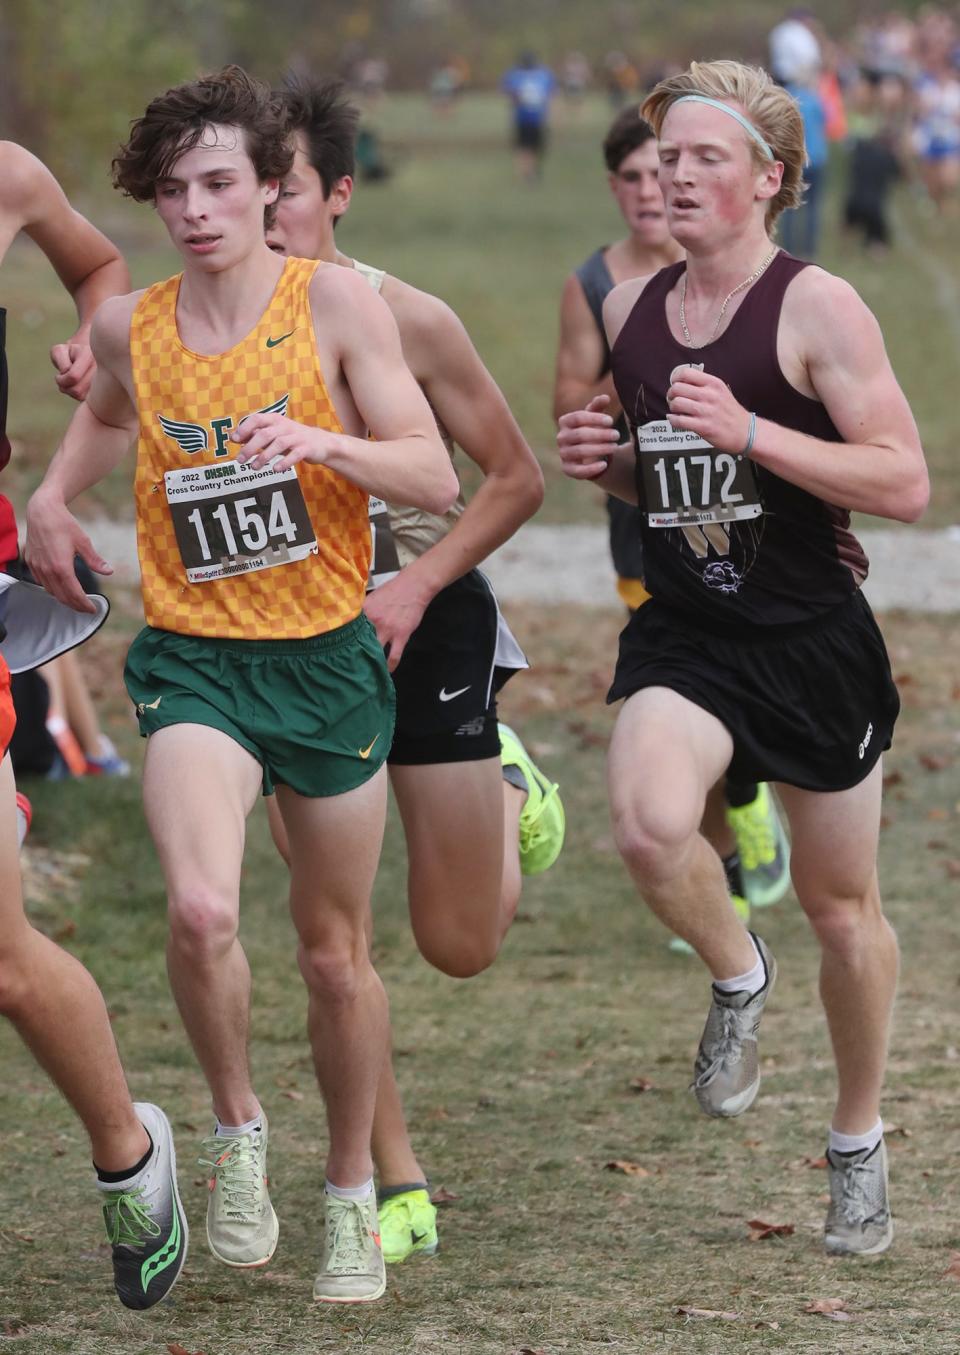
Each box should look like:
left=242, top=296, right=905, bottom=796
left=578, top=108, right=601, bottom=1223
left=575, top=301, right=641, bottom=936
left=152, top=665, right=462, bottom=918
left=886, top=1125, right=912, bottom=1138
left=605, top=1160, right=651, bottom=1177
left=429, top=1186, right=459, bottom=1205
left=167, top=1345, right=207, bottom=1355
left=804, top=1298, right=849, bottom=1321
left=945, top=860, right=960, bottom=880
left=628, top=1077, right=655, bottom=1094
left=919, top=752, right=952, bottom=771
left=747, top=1218, right=795, bottom=1242
left=675, top=1306, right=740, bottom=1321
left=942, top=1252, right=960, bottom=1282
left=281, top=1088, right=304, bottom=1102
left=754, top=1321, right=781, bottom=1330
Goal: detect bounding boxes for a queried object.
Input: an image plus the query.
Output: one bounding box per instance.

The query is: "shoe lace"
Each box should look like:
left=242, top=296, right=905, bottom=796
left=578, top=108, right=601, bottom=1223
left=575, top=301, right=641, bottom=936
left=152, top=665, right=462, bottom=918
left=102, top=1187, right=161, bottom=1248
left=326, top=1197, right=371, bottom=1274
left=199, top=1135, right=262, bottom=1220
left=693, top=1005, right=753, bottom=1087
left=833, top=1160, right=879, bottom=1225
left=730, top=802, right=775, bottom=872
left=520, top=780, right=560, bottom=852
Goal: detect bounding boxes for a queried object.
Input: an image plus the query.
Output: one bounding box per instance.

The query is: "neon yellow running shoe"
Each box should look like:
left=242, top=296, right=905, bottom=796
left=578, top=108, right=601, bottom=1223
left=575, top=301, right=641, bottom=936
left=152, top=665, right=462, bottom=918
left=669, top=893, right=750, bottom=955
left=499, top=723, right=565, bottom=875
left=726, top=784, right=791, bottom=908
left=379, top=1188, right=439, bottom=1264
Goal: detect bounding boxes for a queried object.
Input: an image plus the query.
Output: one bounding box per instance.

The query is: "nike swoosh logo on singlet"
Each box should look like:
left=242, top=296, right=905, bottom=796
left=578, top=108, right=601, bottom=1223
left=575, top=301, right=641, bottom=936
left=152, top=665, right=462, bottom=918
left=439, top=686, right=471, bottom=702
left=265, top=330, right=296, bottom=348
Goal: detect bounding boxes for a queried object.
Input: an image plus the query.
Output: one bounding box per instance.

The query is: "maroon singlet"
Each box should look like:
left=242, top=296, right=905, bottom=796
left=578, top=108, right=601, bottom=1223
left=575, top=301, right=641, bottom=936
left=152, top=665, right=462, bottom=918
left=609, top=251, right=868, bottom=629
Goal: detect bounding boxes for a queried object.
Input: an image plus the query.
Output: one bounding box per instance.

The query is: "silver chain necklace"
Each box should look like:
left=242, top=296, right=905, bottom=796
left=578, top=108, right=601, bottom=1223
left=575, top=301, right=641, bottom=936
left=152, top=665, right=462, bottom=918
left=678, top=247, right=779, bottom=348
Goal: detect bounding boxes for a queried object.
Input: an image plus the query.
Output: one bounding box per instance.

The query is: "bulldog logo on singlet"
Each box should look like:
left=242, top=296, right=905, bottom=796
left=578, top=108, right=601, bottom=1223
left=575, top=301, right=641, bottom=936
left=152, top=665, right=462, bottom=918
left=158, top=394, right=290, bottom=458
left=631, top=373, right=765, bottom=595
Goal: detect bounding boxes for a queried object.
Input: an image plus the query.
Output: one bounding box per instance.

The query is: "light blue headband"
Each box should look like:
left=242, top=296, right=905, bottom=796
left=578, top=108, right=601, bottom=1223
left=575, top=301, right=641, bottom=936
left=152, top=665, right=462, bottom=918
left=671, top=95, right=776, bottom=161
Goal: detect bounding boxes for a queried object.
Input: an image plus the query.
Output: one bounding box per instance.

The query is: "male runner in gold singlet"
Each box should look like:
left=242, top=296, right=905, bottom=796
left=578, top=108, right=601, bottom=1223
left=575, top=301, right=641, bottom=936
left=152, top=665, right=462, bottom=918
left=25, top=67, right=457, bottom=1305
left=265, top=74, right=562, bottom=1265
left=0, top=141, right=187, bottom=1311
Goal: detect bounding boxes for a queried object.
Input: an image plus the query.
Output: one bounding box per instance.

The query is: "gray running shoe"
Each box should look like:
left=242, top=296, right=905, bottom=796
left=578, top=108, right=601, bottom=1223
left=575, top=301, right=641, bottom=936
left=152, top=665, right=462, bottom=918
left=313, top=1190, right=386, bottom=1303
left=825, top=1140, right=894, bottom=1256
left=99, top=1102, right=188, bottom=1310
left=200, top=1116, right=279, bottom=1267
left=692, top=934, right=776, bottom=1118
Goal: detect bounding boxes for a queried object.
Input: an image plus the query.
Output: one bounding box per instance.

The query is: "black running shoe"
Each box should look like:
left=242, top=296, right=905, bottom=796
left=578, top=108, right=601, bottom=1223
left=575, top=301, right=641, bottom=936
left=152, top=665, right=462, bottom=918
left=99, top=1102, right=189, bottom=1309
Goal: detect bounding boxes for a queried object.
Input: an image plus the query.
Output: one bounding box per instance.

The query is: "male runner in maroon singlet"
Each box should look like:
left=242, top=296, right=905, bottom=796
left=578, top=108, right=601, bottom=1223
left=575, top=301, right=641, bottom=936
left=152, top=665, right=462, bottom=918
left=558, top=59, right=928, bottom=1257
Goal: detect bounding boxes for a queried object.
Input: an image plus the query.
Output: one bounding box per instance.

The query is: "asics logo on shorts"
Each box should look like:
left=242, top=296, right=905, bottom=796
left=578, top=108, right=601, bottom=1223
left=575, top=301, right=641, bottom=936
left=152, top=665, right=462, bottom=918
left=439, top=685, right=471, bottom=702
left=858, top=721, right=874, bottom=760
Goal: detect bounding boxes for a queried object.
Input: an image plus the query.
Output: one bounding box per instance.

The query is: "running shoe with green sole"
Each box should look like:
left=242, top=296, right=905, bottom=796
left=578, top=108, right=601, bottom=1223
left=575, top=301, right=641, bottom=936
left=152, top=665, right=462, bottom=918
left=200, top=1116, right=278, bottom=1267
left=726, top=783, right=791, bottom=908
left=669, top=892, right=750, bottom=955
left=379, top=1188, right=439, bottom=1264
left=314, top=1190, right=386, bottom=1303
left=499, top=723, right=565, bottom=875
left=99, top=1102, right=188, bottom=1310
left=825, top=1140, right=894, bottom=1256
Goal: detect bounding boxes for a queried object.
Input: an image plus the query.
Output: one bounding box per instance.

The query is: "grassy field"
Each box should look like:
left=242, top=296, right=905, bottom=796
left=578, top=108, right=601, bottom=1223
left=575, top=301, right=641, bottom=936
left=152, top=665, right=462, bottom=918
left=0, top=94, right=959, bottom=1354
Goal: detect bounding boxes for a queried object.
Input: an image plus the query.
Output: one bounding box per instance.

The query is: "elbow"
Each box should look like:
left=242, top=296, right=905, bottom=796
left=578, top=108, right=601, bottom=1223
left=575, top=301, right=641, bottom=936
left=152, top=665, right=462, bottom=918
left=428, top=466, right=461, bottom=515
left=891, top=466, right=930, bottom=524
left=524, top=459, right=545, bottom=515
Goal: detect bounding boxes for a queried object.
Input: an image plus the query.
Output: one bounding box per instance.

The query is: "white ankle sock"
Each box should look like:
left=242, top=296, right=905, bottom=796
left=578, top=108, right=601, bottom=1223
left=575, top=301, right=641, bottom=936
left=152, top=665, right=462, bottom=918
left=326, top=1177, right=375, bottom=1202
left=215, top=1112, right=262, bottom=1137
left=713, top=935, right=765, bottom=996
left=829, top=1119, right=882, bottom=1157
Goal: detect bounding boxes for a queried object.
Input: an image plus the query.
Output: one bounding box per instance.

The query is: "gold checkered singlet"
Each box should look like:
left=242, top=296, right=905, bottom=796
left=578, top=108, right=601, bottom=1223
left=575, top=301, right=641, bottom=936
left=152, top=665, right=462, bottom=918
left=130, top=256, right=370, bottom=639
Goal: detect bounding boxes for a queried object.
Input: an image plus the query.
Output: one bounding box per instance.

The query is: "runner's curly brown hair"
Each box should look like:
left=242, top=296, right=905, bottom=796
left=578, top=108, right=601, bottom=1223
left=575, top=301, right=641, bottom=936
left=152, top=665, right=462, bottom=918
left=112, top=66, right=293, bottom=227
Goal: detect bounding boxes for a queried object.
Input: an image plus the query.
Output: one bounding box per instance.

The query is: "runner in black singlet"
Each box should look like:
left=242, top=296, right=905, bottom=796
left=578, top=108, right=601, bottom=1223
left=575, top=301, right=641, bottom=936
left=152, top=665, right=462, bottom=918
left=265, top=75, right=561, bottom=1269
left=558, top=60, right=928, bottom=1259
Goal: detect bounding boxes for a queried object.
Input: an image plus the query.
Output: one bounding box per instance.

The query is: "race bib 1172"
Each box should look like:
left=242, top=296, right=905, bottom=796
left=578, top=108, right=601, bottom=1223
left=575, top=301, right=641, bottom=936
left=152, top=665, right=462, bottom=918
left=637, top=420, right=762, bottom=528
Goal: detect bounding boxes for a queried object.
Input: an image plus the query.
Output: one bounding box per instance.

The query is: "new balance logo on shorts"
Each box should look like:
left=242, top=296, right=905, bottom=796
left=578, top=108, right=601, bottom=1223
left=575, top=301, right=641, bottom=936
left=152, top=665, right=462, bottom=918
left=858, top=722, right=874, bottom=760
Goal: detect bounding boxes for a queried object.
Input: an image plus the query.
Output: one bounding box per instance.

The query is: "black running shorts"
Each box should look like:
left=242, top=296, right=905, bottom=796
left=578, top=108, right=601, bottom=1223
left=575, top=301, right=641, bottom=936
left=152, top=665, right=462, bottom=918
left=388, top=570, right=515, bottom=766
left=607, top=590, right=900, bottom=792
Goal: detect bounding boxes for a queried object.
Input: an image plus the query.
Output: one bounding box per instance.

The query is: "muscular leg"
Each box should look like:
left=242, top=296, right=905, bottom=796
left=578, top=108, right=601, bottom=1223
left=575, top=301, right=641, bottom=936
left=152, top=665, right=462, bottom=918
left=607, top=687, right=755, bottom=978
left=777, top=761, right=897, bottom=1134
left=0, top=756, right=147, bottom=1169
left=278, top=768, right=389, bottom=1187
left=143, top=724, right=263, bottom=1125
left=390, top=758, right=513, bottom=977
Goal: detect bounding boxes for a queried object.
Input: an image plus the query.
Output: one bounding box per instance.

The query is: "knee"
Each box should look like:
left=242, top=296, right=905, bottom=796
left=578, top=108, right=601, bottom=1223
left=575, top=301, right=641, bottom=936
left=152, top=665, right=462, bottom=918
left=611, top=805, right=696, bottom=887
left=168, top=887, right=238, bottom=960
left=804, top=892, right=889, bottom=959
left=298, top=937, right=367, bottom=1004
left=0, top=948, right=31, bottom=1020
left=413, top=920, right=499, bottom=979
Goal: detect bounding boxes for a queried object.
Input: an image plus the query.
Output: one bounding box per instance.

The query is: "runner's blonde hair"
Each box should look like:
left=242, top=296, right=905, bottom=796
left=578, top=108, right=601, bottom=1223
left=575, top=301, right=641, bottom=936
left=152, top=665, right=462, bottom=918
left=642, top=60, right=805, bottom=231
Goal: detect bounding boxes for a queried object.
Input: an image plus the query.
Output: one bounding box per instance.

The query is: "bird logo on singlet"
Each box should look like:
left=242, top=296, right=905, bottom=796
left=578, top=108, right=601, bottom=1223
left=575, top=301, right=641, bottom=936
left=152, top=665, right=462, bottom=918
left=157, top=394, right=289, bottom=458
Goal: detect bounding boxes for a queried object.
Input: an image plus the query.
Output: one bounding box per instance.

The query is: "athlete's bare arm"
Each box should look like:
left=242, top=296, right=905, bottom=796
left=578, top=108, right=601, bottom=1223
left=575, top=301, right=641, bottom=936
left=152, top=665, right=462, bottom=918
left=231, top=266, right=458, bottom=513
left=552, top=272, right=621, bottom=421
left=364, top=280, right=543, bottom=668
left=666, top=269, right=929, bottom=523
left=0, top=142, right=130, bottom=401
left=24, top=294, right=141, bottom=610
left=556, top=275, right=652, bottom=505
